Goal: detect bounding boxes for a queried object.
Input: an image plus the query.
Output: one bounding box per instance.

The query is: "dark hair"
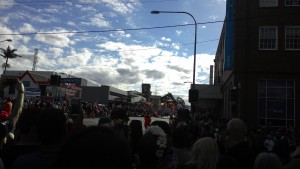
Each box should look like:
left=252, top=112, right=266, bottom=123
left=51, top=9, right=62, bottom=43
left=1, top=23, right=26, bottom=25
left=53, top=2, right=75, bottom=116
left=52, top=126, right=133, bottom=169
left=110, top=108, right=129, bottom=122
left=129, top=120, right=143, bottom=139
left=138, top=131, right=161, bottom=169
left=129, top=120, right=143, bottom=155
left=172, top=126, right=193, bottom=148
left=217, top=156, right=240, bottom=169
left=98, top=116, right=113, bottom=126
left=16, top=108, right=40, bottom=134
left=35, top=108, right=67, bottom=145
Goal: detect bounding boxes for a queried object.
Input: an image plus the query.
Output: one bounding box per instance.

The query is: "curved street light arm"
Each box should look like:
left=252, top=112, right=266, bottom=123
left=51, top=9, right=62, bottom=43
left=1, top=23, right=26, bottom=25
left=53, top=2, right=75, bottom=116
left=151, top=10, right=197, bottom=89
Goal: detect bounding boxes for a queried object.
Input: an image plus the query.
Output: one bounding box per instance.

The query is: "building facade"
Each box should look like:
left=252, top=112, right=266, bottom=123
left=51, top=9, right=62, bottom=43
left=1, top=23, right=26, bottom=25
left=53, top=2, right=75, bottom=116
left=81, top=85, right=128, bottom=105
left=215, top=0, right=300, bottom=127
left=141, top=83, right=151, bottom=101
left=194, top=84, right=223, bottom=116
left=4, top=70, right=85, bottom=101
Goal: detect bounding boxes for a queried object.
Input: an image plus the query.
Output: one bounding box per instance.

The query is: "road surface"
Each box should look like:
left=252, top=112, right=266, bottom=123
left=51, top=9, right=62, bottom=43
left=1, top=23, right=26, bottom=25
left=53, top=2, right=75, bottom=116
left=83, top=116, right=170, bottom=130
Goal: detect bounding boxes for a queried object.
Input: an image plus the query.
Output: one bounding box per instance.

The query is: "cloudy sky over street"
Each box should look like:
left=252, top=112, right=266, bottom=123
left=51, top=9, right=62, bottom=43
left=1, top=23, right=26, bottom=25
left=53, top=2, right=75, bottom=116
left=0, top=0, right=226, bottom=104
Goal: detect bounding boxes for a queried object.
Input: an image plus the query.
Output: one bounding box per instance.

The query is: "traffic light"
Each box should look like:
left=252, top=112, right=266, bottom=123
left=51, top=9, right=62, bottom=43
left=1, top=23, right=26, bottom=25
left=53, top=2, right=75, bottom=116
left=189, top=89, right=199, bottom=103
left=230, top=89, right=236, bottom=101
left=50, top=75, right=61, bottom=86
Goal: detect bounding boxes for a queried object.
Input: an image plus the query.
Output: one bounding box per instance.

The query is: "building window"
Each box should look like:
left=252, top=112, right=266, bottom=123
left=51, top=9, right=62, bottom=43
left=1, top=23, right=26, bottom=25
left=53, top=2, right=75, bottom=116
left=285, top=26, right=300, bottom=50
left=259, top=27, right=278, bottom=50
left=258, top=80, right=295, bottom=127
left=285, top=0, right=300, bottom=6
left=8, top=86, right=16, bottom=94
left=259, top=0, right=278, bottom=7
left=22, top=81, right=30, bottom=87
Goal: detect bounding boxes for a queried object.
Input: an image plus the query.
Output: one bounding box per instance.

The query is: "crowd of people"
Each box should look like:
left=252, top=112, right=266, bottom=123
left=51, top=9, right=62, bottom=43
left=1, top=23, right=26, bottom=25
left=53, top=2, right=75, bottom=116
left=0, top=78, right=300, bottom=169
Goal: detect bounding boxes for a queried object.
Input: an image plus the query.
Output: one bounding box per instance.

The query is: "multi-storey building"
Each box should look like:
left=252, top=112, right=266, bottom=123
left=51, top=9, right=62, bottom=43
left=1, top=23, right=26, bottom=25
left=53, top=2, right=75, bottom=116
left=215, top=0, right=300, bottom=127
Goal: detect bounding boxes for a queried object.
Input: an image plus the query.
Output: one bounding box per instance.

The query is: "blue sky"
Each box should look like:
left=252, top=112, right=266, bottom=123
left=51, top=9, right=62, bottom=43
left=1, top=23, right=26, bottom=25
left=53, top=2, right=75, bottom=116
left=0, top=0, right=226, bottom=104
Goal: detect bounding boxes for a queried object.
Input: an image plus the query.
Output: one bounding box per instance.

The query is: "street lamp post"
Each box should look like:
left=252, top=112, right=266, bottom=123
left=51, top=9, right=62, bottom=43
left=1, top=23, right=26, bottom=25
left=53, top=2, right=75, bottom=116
left=151, top=11, right=197, bottom=87
left=0, top=39, right=12, bottom=43
left=151, top=10, right=198, bottom=114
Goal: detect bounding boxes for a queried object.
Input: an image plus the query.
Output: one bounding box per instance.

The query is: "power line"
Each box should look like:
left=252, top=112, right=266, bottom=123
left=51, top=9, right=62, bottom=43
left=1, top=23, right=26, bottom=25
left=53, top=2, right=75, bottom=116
left=0, top=20, right=224, bottom=36
left=114, top=39, right=219, bottom=52
left=15, top=38, right=220, bottom=54
left=2, top=11, right=297, bottom=36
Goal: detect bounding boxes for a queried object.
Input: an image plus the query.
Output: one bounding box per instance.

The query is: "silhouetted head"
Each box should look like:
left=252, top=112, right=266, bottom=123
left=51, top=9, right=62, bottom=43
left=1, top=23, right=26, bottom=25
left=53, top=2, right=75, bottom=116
left=190, top=137, right=218, bottom=169
left=254, top=152, right=282, bottom=169
left=98, top=116, right=114, bottom=127
left=138, top=125, right=168, bottom=169
left=52, top=126, right=133, bottom=169
left=227, top=118, right=247, bottom=145
left=35, top=107, right=67, bottom=145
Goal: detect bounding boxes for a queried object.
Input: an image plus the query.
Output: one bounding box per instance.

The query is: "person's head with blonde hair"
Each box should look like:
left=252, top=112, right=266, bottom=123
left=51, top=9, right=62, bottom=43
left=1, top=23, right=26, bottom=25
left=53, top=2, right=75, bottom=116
left=189, top=137, right=219, bottom=169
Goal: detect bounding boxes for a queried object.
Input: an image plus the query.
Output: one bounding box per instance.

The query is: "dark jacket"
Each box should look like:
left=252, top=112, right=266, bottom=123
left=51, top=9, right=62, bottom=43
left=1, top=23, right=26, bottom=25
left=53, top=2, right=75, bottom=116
left=224, top=141, right=255, bottom=169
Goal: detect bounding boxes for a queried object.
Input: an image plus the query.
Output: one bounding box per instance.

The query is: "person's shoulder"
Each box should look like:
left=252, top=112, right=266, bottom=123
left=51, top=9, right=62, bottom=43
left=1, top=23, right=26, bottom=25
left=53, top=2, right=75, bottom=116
left=15, top=151, right=40, bottom=160
left=7, top=144, right=40, bottom=156
left=179, top=162, right=196, bottom=169
left=13, top=151, right=40, bottom=167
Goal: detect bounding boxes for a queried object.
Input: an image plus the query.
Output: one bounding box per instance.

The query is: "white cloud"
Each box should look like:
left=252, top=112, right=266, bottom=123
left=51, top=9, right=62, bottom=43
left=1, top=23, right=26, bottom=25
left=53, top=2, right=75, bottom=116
left=176, top=30, right=182, bottom=36
left=110, top=30, right=131, bottom=39
left=217, top=0, right=226, bottom=4
left=21, top=37, right=31, bottom=44
left=0, top=24, right=14, bottom=49
left=35, top=29, right=75, bottom=47
left=79, top=5, right=96, bottom=11
left=161, top=37, right=171, bottom=42
left=65, top=1, right=73, bottom=6
left=56, top=48, right=92, bottom=67
left=35, top=51, right=58, bottom=69
left=209, top=15, right=219, bottom=20
left=171, top=43, right=180, bottom=50
left=67, top=21, right=76, bottom=26
left=81, top=13, right=110, bottom=28
left=0, top=0, right=15, bottom=9
left=0, top=16, right=10, bottom=23
left=44, top=7, right=60, bottom=13
left=19, top=23, right=35, bottom=33
left=79, top=0, right=141, bottom=14
left=95, top=0, right=139, bottom=14
left=125, top=16, right=137, bottom=28
left=48, top=47, right=64, bottom=58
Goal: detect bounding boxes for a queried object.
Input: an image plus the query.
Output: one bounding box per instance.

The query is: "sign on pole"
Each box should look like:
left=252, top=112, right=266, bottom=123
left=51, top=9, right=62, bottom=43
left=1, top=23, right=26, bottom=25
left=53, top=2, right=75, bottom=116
left=60, top=78, right=81, bottom=85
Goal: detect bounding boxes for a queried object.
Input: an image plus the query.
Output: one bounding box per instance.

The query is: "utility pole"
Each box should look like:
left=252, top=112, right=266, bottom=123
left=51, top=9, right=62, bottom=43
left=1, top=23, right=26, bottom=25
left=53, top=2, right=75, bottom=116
left=32, top=49, right=38, bottom=71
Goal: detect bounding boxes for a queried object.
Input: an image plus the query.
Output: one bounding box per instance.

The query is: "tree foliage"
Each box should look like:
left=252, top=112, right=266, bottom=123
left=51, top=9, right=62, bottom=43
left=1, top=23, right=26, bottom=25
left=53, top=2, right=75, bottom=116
left=0, top=46, right=22, bottom=75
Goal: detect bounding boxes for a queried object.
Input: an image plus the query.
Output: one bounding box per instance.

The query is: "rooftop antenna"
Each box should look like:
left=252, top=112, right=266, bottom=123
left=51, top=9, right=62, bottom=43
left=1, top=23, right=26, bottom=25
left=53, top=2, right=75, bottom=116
left=32, top=49, right=38, bottom=71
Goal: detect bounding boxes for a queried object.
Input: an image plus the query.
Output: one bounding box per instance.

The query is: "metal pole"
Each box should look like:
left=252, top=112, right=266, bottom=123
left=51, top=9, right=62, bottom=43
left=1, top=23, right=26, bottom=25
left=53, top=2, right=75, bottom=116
left=151, top=11, right=197, bottom=88
left=151, top=10, right=198, bottom=115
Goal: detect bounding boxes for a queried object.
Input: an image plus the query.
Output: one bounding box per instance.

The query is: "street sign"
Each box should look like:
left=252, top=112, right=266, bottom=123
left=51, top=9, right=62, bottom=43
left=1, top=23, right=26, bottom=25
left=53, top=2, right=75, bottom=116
left=60, top=78, right=81, bottom=84
left=25, top=88, right=41, bottom=98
